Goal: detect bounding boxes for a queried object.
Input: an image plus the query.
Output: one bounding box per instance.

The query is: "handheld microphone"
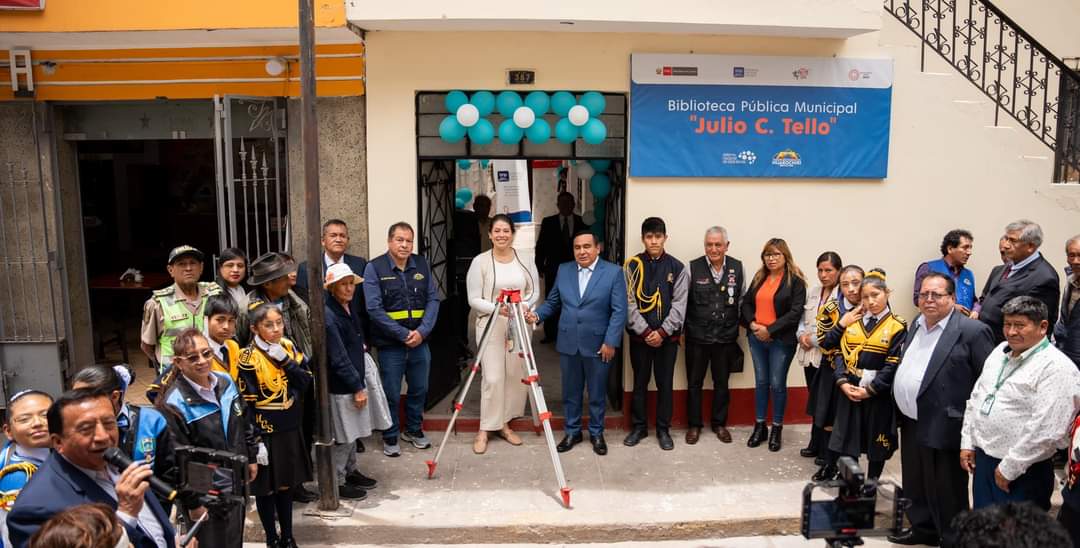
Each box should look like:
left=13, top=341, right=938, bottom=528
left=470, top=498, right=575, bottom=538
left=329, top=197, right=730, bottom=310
left=102, top=447, right=178, bottom=501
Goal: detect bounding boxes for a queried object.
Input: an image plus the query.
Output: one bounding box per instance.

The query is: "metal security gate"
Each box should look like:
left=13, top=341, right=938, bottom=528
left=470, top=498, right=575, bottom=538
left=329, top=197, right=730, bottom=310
left=0, top=104, right=68, bottom=404
left=213, top=95, right=290, bottom=259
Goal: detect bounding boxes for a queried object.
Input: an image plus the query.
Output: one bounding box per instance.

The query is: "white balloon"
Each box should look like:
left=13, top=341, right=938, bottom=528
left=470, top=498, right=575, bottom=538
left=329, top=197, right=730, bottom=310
left=576, top=162, right=595, bottom=180
left=568, top=105, right=589, bottom=127
left=512, top=106, right=535, bottom=129
left=456, top=104, right=480, bottom=128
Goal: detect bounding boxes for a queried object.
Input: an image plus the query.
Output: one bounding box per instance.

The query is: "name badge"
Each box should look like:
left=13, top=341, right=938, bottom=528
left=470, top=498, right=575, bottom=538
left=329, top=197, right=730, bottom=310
left=980, top=394, right=995, bottom=416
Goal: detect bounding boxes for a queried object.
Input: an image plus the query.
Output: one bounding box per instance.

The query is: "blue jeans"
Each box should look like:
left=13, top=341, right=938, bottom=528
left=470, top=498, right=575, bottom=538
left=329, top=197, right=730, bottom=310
left=561, top=353, right=610, bottom=437
left=746, top=335, right=796, bottom=424
left=972, top=448, right=1053, bottom=510
left=377, top=343, right=431, bottom=441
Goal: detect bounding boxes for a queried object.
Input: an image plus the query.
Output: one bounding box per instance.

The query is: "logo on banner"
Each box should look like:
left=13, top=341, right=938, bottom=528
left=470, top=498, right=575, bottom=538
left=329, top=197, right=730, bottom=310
left=722, top=151, right=758, bottom=165
left=848, top=68, right=873, bottom=81
left=792, top=67, right=809, bottom=80
left=732, top=66, right=759, bottom=78
left=771, top=149, right=803, bottom=168
left=656, top=66, right=699, bottom=77
left=497, top=171, right=510, bottom=182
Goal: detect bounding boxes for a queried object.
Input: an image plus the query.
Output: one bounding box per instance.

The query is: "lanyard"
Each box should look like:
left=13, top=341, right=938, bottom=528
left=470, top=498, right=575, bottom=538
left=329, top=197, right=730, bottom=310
left=993, top=338, right=1050, bottom=392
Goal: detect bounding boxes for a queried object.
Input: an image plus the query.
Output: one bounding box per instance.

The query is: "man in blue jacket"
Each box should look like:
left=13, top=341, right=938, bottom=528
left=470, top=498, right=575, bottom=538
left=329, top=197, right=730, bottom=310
left=530, top=231, right=627, bottom=455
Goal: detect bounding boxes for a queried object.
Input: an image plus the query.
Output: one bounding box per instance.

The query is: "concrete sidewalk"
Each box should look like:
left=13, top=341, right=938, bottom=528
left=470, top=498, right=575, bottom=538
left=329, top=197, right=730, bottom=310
left=263, top=425, right=909, bottom=544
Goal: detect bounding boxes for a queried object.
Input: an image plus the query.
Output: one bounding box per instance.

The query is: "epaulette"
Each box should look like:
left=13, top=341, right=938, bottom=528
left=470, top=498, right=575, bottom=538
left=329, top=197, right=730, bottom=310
left=152, top=286, right=174, bottom=298
left=892, top=314, right=907, bottom=326
left=822, top=300, right=840, bottom=313
left=0, top=461, right=36, bottom=483
left=201, top=281, right=223, bottom=296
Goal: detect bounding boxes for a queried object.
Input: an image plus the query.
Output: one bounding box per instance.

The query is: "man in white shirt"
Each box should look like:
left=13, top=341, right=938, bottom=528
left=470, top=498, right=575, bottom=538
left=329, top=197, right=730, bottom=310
left=961, top=296, right=1080, bottom=511
left=889, top=273, right=995, bottom=546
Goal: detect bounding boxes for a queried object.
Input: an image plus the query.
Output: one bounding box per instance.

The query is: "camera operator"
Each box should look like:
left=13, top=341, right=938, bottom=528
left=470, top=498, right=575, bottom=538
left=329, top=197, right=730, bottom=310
left=156, top=328, right=259, bottom=548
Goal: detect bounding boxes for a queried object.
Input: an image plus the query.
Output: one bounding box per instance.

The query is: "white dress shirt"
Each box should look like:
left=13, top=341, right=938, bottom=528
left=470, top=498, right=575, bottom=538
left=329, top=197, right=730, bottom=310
left=961, top=338, right=1080, bottom=480
left=182, top=369, right=220, bottom=403
left=894, top=311, right=953, bottom=420
left=324, top=252, right=344, bottom=268
left=68, top=457, right=168, bottom=548
left=578, top=257, right=598, bottom=298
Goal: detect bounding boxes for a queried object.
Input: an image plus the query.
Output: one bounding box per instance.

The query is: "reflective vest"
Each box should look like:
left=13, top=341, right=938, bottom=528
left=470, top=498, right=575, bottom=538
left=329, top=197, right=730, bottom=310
left=370, top=253, right=432, bottom=347
left=153, top=282, right=221, bottom=366
left=927, top=259, right=976, bottom=310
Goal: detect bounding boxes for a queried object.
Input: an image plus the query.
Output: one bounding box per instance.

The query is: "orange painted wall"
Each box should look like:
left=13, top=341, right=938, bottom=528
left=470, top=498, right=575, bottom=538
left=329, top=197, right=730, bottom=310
left=0, top=0, right=346, bottom=32
left=0, top=44, right=364, bottom=100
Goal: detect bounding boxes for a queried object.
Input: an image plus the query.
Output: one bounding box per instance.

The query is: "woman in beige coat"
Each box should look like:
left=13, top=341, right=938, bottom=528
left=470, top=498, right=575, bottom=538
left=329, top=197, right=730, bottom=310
left=465, top=214, right=540, bottom=454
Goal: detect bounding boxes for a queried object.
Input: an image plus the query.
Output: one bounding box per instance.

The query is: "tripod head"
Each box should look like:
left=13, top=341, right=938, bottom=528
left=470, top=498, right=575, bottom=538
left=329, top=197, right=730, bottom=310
left=498, top=288, right=524, bottom=303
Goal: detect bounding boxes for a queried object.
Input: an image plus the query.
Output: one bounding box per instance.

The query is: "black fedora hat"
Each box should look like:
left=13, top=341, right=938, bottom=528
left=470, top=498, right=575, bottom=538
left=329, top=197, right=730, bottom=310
left=247, top=252, right=296, bottom=286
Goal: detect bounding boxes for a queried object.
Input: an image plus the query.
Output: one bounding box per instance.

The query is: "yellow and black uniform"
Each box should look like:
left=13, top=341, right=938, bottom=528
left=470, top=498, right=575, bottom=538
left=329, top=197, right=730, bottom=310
left=236, top=337, right=313, bottom=495
left=821, top=310, right=906, bottom=464
left=809, top=293, right=850, bottom=430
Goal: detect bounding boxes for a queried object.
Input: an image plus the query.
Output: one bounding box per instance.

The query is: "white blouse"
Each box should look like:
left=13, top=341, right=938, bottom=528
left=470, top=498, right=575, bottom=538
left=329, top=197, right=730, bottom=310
left=466, top=250, right=540, bottom=317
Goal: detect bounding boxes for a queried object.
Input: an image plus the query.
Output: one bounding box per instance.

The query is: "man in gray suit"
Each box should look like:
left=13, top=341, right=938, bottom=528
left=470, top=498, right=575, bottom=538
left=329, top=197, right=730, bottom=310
left=529, top=231, right=627, bottom=456
left=973, top=219, right=1060, bottom=344
left=889, top=272, right=996, bottom=546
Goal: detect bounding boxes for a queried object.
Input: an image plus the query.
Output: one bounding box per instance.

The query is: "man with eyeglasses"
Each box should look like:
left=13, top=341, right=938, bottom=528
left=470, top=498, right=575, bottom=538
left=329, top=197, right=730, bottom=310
left=889, top=272, right=995, bottom=546
left=0, top=390, right=53, bottom=546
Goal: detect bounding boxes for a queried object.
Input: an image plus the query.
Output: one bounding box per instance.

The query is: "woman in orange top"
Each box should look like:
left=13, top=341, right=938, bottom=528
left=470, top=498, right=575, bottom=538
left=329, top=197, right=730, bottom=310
left=741, top=238, right=807, bottom=451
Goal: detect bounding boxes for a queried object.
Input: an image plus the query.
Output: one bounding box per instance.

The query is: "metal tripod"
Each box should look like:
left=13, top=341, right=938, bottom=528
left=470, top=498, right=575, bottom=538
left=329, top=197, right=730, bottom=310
left=425, top=288, right=572, bottom=508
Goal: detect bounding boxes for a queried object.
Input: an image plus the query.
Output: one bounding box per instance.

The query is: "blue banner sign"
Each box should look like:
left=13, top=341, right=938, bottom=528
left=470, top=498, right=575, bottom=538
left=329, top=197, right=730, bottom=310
left=630, top=54, right=894, bottom=178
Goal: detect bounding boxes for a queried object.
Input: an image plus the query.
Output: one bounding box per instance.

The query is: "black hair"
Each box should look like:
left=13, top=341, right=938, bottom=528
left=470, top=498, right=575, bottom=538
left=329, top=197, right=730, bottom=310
left=5, top=390, right=53, bottom=426
left=816, top=251, right=842, bottom=271
left=557, top=192, right=575, bottom=203
left=388, top=222, right=415, bottom=239
left=489, top=213, right=516, bottom=234
left=572, top=229, right=598, bottom=246
left=950, top=502, right=1070, bottom=548
left=205, top=293, right=239, bottom=319
left=473, top=195, right=492, bottom=207
left=71, top=365, right=122, bottom=395
left=940, top=229, right=974, bottom=256
left=1002, top=295, right=1048, bottom=324
left=322, top=219, right=348, bottom=234
left=840, top=264, right=865, bottom=278
left=641, top=216, right=666, bottom=236
left=218, top=247, right=247, bottom=265
left=862, top=268, right=889, bottom=291
left=248, top=302, right=283, bottom=329
left=47, top=388, right=113, bottom=437
left=920, top=271, right=956, bottom=295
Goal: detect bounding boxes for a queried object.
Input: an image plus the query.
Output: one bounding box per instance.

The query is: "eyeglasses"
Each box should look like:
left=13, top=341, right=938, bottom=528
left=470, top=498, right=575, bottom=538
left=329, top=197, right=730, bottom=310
left=918, top=292, right=950, bottom=302
left=178, top=349, right=214, bottom=362
left=763, top=253, right=783, bottom=259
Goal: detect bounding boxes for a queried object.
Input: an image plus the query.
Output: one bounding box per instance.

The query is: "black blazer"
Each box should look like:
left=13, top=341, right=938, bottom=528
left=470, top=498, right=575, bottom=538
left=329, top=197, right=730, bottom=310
left=978, top=254, right=1060, bottom=343
left=1054, top=279, right=1080, bottom=366
left=897, top=312, right=996, bottom=451
left=740, top=272, right=807, bottom=345
left=296, top=253, right=370, bottom=339
left=535, top=213, right=588, bottom=276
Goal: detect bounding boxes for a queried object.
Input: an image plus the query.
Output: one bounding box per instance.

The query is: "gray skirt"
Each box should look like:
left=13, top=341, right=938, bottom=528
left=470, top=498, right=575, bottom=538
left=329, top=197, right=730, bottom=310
left=331, top=353, right=394, bottom=443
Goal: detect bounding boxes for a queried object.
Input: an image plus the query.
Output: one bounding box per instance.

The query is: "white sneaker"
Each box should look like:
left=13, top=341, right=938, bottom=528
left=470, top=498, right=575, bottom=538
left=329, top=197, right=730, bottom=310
left=401, top=430, right=432, bottom=449
left=383, top=441, right=401, bottom=457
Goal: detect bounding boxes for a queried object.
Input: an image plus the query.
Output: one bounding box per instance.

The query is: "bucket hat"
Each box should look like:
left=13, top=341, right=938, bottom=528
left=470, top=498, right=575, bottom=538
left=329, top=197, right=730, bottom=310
left=247, top=252, right=297, bottom=286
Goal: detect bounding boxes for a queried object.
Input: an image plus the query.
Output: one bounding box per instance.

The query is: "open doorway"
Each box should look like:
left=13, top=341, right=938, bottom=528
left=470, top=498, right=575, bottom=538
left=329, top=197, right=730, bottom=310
left=415, top=91, right=628, bottom=425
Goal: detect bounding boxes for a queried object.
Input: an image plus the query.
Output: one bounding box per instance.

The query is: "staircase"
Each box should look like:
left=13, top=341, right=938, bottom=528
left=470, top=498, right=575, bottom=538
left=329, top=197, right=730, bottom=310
left=885, top=0, right=1080, bottom=183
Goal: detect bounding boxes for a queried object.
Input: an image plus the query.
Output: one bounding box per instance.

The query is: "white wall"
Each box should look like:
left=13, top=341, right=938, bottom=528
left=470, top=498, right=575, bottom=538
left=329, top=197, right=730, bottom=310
left=365, top=18, right=1080, bottom=391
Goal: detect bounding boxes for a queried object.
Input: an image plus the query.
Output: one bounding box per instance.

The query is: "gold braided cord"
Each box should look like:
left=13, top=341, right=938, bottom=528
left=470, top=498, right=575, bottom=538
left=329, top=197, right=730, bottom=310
left=237, top=340, right=298, bottom=409
left=624, top=256, right=663, bottom=316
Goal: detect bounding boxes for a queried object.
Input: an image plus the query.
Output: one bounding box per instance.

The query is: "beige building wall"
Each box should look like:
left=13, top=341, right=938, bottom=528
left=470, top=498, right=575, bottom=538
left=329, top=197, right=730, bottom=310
left=364, top=16, right=1080, bottom=392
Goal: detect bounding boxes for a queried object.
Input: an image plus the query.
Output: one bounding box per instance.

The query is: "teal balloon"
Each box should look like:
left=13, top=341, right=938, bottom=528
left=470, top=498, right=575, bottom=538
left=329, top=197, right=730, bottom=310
left=555, top=118, right=578, bottom=144
left=470, top=91, right=496, bottom=116
left=445, top=91, right=468, bottom=113
left=439, top=116, right=467, bottom=143
left=468, top=119, right=495, bottom=145
left=581, top=91, right=606, bottom=117
left=498, top=119, right=524, bottom=144
left=589, top=159, right=612, bottom=171
left=581, top=118, right=607, bottom=145
left=551, top=91, right=576, bottom=117
left=455, top=187, right=473, bottom=202
left=457, top=159, right=472, bottom=170
left=455, top=197, right=466, bottom=209
left=589, top=173, right=611, bottom=199
left=525, top=118, right=551, bottom=144
left=525, top=91, right=550, bottom=115
left=496, top=91, right=522, bottom=118
left=480, top=159, right=490, bottom=169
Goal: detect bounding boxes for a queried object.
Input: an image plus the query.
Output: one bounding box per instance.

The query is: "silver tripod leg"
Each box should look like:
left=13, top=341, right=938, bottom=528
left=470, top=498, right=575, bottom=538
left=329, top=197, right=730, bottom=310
left=425, top=312, right=499, bottom=479
left=507, top=300, right=572, bottom=508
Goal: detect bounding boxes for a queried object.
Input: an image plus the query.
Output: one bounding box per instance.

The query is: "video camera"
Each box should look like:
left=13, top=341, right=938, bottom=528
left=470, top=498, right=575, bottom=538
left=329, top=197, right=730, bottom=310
left=800, top=456, right=908, bottom=547
left=174, top=445, right=249, bottom=513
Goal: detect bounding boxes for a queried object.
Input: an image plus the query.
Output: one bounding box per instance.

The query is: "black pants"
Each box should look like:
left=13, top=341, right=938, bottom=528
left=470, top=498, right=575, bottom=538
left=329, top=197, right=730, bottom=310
left=542, top=268, right=560, bottom=341
left=193, top=502, right=245, bottom=548
left=629, top=339, right=678, bottom=431
left=685, top=341, right=739, bottom=428
left=1059, top=502, right=1080, bottom=548
left=899, top=416, right=968, bottom=543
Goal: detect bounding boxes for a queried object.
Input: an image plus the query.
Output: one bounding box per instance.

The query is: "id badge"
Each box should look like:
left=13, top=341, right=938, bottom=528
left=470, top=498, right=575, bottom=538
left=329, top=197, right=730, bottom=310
left=980, top=394, right=995, bottom=416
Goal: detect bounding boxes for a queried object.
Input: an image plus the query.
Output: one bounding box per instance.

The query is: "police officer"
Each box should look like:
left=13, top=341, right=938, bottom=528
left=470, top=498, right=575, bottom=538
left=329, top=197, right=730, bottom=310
left=140, top=245, right=221, bottom=372
left=684, top=226, right=745, bottom=445
left=363, top=222, right=441, bottom=458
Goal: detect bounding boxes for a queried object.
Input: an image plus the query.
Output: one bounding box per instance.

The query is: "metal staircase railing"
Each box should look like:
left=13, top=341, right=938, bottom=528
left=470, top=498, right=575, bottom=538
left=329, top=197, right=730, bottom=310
left=885, top=0, right=1080, bottom=182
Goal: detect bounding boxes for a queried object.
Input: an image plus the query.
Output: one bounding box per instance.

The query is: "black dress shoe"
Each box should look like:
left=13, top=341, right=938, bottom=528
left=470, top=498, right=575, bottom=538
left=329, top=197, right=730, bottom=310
left=814, top=456, right=826, bottom=466
left=657, top=429, right=674, bottom=451
left=623, top=429, right=648, bottom=447
left=590, top=434, right=607, bottom=455
left=768, top=424, right=783, bottom=452
left=799, top=445, right=818, bottom=458
left=747, top=422, right=768, bottom=447
left=886, top=530, right=940, bottom=546
left=346, top=470, right=377, bottom=489
left=291, top=484, right=318, bottom=503
left=338, top=483, right=368, bottom=500
left=557, top=433, right=583, bottom=452
left=356, top=439, right=365, bottom=453
left=812, top=464, right=838, bottom=481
